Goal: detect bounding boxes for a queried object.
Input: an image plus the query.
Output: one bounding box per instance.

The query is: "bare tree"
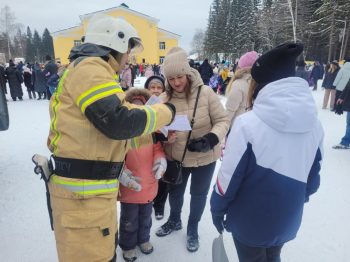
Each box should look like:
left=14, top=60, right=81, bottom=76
left=191, top=29, right=205, bottom=60
left=0, top=6, right=16, bottom=59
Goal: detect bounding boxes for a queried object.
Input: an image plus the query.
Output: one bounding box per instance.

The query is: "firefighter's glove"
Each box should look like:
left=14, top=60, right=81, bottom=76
left=164, top=102, right=176, bottom=125
left=119, top=169, right=142, bottom=191
left=188, top=133, right=219, bottom=153
left=32, top=154, right=52, bottom=181
left=152, top=157, right=167, bottom=179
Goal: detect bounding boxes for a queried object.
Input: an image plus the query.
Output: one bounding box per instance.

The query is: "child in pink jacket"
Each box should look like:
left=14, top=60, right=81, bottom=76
left=118, top=88, right=167, bottom=262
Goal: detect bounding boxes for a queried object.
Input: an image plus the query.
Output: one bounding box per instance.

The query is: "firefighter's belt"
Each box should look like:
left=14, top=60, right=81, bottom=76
left=53, top=156, right=123, bottom=180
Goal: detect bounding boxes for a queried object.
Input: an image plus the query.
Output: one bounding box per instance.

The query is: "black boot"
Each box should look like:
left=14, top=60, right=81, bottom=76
left=28, top=91, right=33, bottom=99
left=19, top=97, right=23, bottom=101
left=37, top=93, right=42, bottom=100
left=12, top=97, right=16, bottom=101
left=33, top=92, right=36, bottom=99
left=187, top=225, right=199, bottom=252
left=42, top=92, right=47, bottom=100
left=155, top=219, right=182, bottom=237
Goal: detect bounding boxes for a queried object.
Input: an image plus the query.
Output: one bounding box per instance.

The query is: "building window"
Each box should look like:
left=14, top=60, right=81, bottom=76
left=159, top=56, right=165, bottom=64
left=74, top=40, right=82, bottom=47
left=159, top=42, right=166, bottom=50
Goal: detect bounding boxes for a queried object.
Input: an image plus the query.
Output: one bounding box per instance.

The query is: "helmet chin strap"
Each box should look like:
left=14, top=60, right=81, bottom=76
left=108, top=54, right=121, bottom=73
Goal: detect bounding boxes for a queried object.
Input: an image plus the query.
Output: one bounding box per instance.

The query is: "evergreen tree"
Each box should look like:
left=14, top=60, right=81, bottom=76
left=216, top=0, right=231, bottom=56
left=235, top=0, right=256, bottom=55
left=25, top=26, right=35, bottom=63
left=225, top=0, right=239, bottom=58
left=310, top=0, right=349, bottom=61
left=32, top=30, right=42, bottom=62
left=204, top=0, right=221, bottom=60
left=41, top=28, right=54, bottom=60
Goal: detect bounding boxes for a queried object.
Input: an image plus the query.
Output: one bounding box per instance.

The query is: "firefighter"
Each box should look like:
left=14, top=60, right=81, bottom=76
left=41, top=14, right=175, bottom=262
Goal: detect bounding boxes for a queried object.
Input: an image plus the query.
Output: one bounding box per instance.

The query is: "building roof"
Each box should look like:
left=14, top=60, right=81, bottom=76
left=51, top=4, right=180, bottom=40
left=158, top=28, right=181, bottom=39
left=51, top=25, right=82, bottom=37
left=79, top=4, right=159, bottom=24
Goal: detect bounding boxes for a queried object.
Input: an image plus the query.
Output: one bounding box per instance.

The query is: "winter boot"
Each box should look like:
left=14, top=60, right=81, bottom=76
left=155, top=220, right=182, bottom=237
left=122, top=248, right=137, bottom=262
left=28, top=91, right=33, bottom=99
left=139, top=242, right=154, bottom=255
left=187, top=224, right=199, bottom=252
left=33, top=92, right=36, bottom=99
left=155, top=210, right=164, bottom=220
left=19, top=97, right=23, bottom=101
left=37, top=93, right=42, bottom=100
left=43, top=92, right=47, bottom=100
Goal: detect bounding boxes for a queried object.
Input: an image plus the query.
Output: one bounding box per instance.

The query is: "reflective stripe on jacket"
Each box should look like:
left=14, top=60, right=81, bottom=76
left=48, top=55, right=172, bottom=162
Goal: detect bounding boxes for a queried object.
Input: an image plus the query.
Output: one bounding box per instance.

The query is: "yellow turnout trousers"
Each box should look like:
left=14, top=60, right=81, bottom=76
left=48, top=175, right=118, bottom=262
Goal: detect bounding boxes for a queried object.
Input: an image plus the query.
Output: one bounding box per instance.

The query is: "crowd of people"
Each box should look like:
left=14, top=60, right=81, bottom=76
left=0, top=55, right=64, bottom=102
left=0, top=13, right=347, bottom=262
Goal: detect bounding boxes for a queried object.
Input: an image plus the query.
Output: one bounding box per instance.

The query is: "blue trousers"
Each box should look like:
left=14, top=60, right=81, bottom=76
left=233, top=237, right=283, bottom=262
left=119, top=202, right=152, bottom=251
left=340, top=112, right=350, bottom=146
left=168, top=162, right=216, bottom=235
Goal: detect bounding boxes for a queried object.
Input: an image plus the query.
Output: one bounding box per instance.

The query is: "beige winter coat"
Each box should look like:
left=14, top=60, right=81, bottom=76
left=225, top=72, right=251, bottom=126
left=161, top=68, right=229, bottom=167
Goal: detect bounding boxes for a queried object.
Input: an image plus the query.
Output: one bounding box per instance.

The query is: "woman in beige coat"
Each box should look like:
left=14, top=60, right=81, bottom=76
left=155, top=47, right=229, bottom=252
left=225, top=51, right=259, bottom=126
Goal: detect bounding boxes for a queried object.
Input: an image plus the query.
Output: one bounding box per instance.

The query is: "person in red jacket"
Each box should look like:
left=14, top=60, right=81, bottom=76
left=118, top=88, right=167, bottom=262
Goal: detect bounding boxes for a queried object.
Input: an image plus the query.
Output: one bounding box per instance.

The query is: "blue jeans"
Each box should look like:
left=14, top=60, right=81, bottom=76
left=233, top=237, right=283, bottom=262
left=168, top=162, right=216, bottom=235
left=340, top=112, right=350, bottom=146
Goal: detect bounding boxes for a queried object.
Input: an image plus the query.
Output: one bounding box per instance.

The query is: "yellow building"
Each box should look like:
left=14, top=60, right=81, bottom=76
left=51, top=3, right=180, bottom=65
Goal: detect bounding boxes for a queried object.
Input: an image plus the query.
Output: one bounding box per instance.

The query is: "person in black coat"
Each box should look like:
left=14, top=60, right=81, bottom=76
left=5, top=60, right=23, bottom=101
left=295, top=60, right=309, bottom=81
left=322, top=61, right=339, bottom=110
left=23, top=65, right=36, bottom=99
left=310, top=61, right=323, bottom=91
left=333, top=80, right=350, bottom=149
left=43, top=55, right=58, bottom=99
left=32, top=62, right=47, bottom=100
left=0, top=64, right=6, bottom=95
left=199, top=59, right=213, bottom=85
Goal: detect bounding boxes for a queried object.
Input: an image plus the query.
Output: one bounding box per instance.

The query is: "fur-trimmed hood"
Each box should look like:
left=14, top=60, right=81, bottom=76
left=125, top=88, right=151, bottom=104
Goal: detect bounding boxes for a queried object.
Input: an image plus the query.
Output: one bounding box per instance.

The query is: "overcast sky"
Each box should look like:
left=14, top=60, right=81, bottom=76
left=0, top=0, right=213, bottom=52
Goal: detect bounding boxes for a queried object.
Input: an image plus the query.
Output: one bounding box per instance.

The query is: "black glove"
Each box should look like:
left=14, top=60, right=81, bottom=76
left=164, top=102, right=176, bottom=125
left=334, top=103, right=343, bottom=115
left=153, top=132, right=168, bottom=143
left=187, top=133, right=219, bottom=153
left=212, top=213, right=225, bottom=234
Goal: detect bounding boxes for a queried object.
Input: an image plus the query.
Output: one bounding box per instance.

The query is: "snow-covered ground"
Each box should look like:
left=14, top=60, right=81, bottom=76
left=0, top=84, right=349, bottom=262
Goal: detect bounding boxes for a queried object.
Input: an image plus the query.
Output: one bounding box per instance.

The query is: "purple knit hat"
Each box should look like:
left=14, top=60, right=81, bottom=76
left=238, top=51, right=259, bottom=69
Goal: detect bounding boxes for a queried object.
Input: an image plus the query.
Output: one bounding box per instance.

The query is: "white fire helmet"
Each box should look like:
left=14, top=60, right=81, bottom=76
left=84, top=14, right=143, bottom=54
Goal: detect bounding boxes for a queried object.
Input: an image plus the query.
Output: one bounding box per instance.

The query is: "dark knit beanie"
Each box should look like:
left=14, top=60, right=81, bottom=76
left=251, top=42, right=304, bottom=85
left=144, top=75, right=165, bottom=89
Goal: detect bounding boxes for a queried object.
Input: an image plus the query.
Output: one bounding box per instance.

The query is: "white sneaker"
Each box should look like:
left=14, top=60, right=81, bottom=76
left=332, top=144, right=350, bottom=149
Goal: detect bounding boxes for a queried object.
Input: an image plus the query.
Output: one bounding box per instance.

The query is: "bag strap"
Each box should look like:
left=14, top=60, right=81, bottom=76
left=180, top=85, right=202, bottom=163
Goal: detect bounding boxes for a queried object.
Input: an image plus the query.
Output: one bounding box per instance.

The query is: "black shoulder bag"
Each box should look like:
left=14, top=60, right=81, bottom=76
left=162, top=86, right=202, bottom=185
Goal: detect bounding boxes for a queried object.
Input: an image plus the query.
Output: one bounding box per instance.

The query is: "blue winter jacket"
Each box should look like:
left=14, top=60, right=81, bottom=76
left=211, top=77, right=323, bottom=248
